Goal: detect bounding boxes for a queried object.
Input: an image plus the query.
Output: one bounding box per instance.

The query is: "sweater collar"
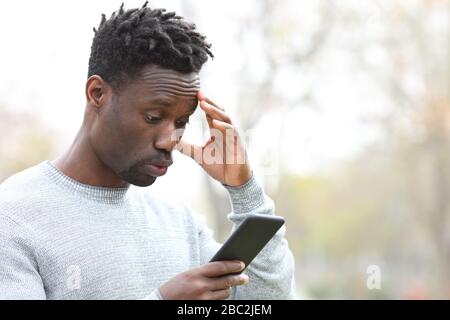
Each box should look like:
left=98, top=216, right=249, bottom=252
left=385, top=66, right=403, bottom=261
left=41, top=160, right=130, bottom=204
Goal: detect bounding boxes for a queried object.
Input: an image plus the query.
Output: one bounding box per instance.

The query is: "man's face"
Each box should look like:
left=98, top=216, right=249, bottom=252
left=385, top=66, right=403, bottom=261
left=90, top=65, right=199, bottom=187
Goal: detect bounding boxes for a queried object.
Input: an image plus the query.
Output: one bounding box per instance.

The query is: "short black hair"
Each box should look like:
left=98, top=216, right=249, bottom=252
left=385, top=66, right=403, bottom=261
left=88, top=2, right=213, bottom=91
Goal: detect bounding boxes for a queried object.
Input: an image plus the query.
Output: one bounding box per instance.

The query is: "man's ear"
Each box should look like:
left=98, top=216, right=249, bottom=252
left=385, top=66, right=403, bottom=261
left=85, top=75, right=110, bottom=110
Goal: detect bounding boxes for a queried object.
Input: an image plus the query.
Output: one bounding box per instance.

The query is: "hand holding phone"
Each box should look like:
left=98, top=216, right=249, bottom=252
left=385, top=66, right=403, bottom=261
left=159, top=214, right=284, bottom=299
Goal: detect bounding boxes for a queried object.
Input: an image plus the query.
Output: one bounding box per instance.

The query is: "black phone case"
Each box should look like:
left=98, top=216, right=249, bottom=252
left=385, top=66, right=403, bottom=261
left=209, top=213, right=285, bottom=273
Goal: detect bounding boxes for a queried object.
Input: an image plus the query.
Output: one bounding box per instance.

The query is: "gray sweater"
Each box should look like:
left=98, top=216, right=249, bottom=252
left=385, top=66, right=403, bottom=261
left=0, top=160, right=295, bottom=299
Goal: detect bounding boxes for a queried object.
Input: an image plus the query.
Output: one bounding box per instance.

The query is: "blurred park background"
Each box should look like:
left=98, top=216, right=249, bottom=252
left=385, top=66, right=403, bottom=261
left=0, top=0, right=449, bottom=299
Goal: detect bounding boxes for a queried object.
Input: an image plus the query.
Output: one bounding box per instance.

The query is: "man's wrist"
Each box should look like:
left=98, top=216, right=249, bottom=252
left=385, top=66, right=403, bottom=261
left=222, top=172, right=266, bottom=214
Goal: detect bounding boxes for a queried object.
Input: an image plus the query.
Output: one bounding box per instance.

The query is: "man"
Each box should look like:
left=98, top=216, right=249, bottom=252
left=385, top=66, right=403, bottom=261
left=0, top=2, right=295, bottom=299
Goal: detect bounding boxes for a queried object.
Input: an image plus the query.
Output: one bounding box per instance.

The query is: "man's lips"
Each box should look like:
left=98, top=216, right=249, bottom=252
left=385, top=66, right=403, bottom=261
left=143, top=162, right=172, bottom=177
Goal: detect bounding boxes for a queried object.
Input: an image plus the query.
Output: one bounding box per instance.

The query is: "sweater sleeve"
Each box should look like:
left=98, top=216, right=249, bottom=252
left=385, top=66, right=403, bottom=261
left=0, top=215, right=46, bottom=299
left=194, top=173, right=296, bottom=300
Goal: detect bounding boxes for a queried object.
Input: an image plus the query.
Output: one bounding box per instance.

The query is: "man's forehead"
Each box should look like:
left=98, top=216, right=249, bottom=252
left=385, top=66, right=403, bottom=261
left=137, top=65, right=200, bottom=96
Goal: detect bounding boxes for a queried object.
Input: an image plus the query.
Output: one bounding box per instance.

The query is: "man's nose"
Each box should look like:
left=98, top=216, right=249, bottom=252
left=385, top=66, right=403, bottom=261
left=154, top=124, right=181, bottom=152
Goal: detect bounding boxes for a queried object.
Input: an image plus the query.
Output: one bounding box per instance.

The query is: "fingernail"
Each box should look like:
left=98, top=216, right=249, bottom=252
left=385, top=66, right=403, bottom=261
left=240, top=274, right=249, bottom=284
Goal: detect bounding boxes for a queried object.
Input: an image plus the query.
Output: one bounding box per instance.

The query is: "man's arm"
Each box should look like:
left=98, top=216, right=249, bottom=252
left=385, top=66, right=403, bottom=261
left=177, top=92, right=296, bottom=299
left=193, top=174, right=296, bottom=300
left=223, top=174, right=296, bottom=299
left=0, top=215, right=46, bottom=299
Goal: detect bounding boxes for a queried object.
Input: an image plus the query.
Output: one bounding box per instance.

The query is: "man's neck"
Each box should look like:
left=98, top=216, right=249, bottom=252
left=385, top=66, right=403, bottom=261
left=52, top=127, right=129, bottom=188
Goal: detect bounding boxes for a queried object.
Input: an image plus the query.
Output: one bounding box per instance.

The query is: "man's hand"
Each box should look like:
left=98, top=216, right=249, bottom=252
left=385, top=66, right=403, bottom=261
left=158, top=260, right=249, bottom=300
left=176, top=91, right=252, bottom=187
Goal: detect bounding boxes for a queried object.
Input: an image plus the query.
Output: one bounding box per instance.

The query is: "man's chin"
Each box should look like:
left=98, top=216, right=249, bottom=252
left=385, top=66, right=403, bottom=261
left=129, top=175, right=157, bottom=187
left=118, top=169, right=157, bottom=187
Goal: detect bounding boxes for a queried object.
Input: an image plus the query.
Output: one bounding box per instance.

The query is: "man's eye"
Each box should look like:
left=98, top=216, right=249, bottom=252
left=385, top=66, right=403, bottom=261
left=145, top=115, right=162, bottom=124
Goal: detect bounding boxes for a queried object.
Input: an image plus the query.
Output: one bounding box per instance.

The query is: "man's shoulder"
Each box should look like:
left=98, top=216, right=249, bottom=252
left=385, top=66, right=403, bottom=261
left=0, top=161, right=50, bottom=216
left=1, top=161, right=48, bottom=193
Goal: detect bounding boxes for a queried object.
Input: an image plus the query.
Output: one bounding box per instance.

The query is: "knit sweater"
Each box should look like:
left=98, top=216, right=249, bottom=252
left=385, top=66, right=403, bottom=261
left=0, top=160, right=295, bottom=299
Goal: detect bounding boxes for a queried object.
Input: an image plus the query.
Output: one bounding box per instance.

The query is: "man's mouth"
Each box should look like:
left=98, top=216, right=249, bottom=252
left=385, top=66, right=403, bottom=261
left=143, top=162, right=172, bottom=177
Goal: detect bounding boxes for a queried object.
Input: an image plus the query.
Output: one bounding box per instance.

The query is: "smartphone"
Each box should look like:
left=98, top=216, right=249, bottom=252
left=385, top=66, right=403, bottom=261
left=209, top=213, right=285, bottom=273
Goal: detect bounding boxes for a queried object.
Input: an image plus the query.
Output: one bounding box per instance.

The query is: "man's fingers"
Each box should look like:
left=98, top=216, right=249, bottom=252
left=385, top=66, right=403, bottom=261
left=208, top=288, right=232, bottom=300
left=211, top=119, right=234, bottom=130
left=197, top=90, right=206, bottom=101
left=201, top=261, right=245, bottom=277
left=212, top=120, right=246, bottom=158
left=197, top=91, right=224, bottom=111
left=209, top=274, right=249, bottom=291
left=200, top=101, right=232, bottom=124
left=204, top=96, right=225, bottom=111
